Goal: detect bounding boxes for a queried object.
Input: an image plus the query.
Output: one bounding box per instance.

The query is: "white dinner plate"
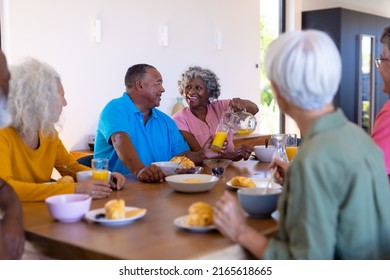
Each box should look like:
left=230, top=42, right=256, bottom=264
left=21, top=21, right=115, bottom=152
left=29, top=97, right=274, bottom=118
left=226, top=177, right=283, bottom=190
left=84, top=207, right=146, bottom=226
left=174, top=215, right=217, bottom=233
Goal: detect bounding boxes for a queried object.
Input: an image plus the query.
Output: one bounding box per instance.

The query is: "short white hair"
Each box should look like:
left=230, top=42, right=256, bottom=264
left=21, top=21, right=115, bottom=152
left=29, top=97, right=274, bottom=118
left=265, top=30, right=341, bottom=110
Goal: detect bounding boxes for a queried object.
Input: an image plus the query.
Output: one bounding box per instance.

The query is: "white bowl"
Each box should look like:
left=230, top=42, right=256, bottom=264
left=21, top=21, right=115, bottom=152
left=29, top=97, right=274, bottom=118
left=254, top=145, right=276, bottom=162
left=165, top=174, right=219, bottom=193
left=238, top=188, right=281, bottom=218
left=76, top=170, right=111, bottom=182
left=152, top=162, right=202, bottom=176
left=45, top=194, right=92, bottom=223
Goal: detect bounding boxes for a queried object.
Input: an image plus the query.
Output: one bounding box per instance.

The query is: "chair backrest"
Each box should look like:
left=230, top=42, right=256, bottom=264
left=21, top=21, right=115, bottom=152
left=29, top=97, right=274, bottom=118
left=77, top=155, right=93, bottom=167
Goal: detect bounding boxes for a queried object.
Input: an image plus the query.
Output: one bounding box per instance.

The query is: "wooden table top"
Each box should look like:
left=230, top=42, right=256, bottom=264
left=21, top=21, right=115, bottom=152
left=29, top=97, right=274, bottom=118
left=22, top=159, right=278, bottom=260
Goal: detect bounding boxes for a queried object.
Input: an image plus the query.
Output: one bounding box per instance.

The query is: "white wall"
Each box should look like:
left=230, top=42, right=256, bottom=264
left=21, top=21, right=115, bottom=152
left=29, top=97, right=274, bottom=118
left=2, top=0, right=260, bottom=151
left=302, top=0, right=390, bottom=18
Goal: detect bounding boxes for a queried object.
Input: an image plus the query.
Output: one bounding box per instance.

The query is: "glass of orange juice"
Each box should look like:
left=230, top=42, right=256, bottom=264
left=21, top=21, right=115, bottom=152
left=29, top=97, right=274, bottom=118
left=286, top=133, right=298, bottom=161
left=211, top=123, right=229, bottom=152
left=91, top=158, right=109, bottom=182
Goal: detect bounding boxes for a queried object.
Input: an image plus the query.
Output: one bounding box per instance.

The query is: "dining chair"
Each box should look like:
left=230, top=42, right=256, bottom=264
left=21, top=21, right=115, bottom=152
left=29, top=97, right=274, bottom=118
left=77, top=155, right=93, bottom=167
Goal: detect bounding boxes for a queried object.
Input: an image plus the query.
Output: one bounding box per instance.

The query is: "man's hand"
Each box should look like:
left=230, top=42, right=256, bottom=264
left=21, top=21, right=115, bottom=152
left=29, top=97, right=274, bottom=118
left=137, top=165, right=165, bottom=183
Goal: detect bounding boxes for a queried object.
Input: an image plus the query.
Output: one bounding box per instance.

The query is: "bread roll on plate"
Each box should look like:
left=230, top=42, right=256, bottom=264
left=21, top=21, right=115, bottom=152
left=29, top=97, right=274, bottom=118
left=170, top=156, right=195, bottom=169
left=186, top=201, right=213, bottom=226
left=230, top=176, right=255, bottom=188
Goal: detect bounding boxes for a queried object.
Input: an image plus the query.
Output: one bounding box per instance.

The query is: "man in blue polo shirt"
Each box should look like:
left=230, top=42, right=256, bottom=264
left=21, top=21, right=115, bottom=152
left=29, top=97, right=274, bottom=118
left=95, top=64, right=208, bottom=183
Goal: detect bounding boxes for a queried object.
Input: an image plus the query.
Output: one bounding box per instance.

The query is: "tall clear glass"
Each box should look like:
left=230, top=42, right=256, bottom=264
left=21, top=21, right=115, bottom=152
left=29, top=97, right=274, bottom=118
left=286, top=133, right=298, bottom=161
left=270, top=134, right=289, bottom=162
left=211, top=123, right=229, bottom=152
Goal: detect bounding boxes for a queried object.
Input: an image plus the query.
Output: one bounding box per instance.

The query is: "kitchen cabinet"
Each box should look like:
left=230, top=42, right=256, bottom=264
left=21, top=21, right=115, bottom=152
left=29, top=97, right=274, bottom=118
left=302, top=8, right=390, bottom=133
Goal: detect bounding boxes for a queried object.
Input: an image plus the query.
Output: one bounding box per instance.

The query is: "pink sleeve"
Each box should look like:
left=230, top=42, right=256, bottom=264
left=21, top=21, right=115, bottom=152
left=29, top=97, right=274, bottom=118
left=372, top=101, right=390, bottom=174
left=212, top=99, right=231, bottom=116
left=172, top=109, right=190, bottom=132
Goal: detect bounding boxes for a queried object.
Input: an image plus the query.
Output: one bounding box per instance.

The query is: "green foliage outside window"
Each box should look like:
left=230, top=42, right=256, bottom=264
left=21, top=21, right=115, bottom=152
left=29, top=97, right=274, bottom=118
left=259, top=14, right=280, bottom=134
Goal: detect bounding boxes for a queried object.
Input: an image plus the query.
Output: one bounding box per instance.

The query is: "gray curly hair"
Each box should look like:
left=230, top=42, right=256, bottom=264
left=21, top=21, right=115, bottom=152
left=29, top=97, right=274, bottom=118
left=178, top=66, right=221, bottom=101
left=8, top=57, right=62, bottom=138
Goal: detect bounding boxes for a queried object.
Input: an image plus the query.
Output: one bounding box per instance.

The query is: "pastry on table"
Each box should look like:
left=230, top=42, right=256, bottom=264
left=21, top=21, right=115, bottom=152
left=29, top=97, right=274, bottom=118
left=186, top=201, right=213, bottom=226
left=105, top=199, right=126, bottom=219
left=170, top=156, right=195, bottom=169
left=57, top=175, right=74, bottom=183
left=230, top=176, right=255, bottom=188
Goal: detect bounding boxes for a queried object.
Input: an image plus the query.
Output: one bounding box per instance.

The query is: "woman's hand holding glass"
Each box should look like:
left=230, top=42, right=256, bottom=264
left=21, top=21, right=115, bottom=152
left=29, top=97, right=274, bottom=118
left=75, top=179, right=112, bottom=199
left=75, top=169, right=126, bottom=198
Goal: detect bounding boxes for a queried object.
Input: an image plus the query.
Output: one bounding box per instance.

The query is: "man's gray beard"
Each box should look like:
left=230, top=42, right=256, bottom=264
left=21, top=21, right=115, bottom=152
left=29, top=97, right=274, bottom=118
left=0, top=93, right=11, bottom=128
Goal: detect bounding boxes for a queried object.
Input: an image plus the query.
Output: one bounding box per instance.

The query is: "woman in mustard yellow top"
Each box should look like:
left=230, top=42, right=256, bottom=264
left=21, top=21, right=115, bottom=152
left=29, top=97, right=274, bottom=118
left=0, top=58, right=125, bottom=202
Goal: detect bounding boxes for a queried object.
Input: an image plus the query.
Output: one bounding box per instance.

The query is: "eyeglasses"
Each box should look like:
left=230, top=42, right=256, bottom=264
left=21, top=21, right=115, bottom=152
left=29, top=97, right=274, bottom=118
left=375, top=57, right=390, bottom=68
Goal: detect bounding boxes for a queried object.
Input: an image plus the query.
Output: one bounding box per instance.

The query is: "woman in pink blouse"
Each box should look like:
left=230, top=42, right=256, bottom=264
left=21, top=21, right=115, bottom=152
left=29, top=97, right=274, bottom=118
left=372, top=26, right=390, bottom=176
left=172, top=66, right=258, bottom=161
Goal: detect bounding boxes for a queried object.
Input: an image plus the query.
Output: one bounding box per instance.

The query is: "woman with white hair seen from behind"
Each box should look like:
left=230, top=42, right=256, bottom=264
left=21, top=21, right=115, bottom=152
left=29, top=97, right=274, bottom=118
left=214, top=30, right=390, bottom=259
left=0, top=58, right=125, bottom=202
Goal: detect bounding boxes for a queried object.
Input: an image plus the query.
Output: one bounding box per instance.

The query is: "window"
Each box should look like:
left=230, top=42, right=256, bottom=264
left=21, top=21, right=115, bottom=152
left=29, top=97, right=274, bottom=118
left=259, top=0, right=285, bottom=134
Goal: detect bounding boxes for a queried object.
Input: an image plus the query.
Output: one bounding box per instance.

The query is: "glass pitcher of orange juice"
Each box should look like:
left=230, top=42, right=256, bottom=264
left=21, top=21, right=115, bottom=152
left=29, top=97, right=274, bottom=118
left=220, top=108, right=257, bottom=135
left=234, top=109, right=257, bottom=135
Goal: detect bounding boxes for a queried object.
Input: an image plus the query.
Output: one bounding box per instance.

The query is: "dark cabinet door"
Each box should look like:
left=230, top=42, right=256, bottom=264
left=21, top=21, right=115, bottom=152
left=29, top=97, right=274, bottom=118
left=302, top=8, right=390, bottom=132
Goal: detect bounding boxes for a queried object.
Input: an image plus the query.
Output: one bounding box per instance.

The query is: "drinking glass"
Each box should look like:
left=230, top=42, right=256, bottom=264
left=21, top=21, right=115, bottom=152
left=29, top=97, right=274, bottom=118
left=91, top=158, right=109, bottom=182
left=286, top=133, right=298, bottom=161
left=211, top=123, right=229, bottom=152
left=270, top=134, right=289, bottom=162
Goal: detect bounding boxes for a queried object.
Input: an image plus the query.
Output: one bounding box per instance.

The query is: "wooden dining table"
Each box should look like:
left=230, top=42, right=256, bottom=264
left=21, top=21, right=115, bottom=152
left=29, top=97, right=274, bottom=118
left=22, top=159, right=278, bottom=260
